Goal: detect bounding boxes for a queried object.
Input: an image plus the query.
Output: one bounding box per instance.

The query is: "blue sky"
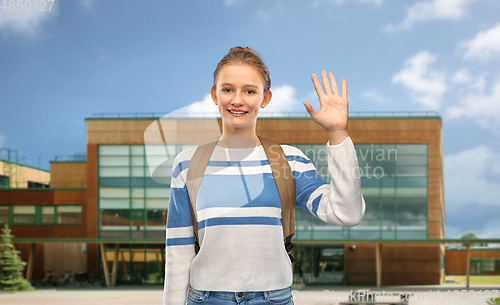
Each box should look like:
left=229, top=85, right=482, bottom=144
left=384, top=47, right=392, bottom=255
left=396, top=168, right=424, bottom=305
left=1, top=0, right=500, bottom=238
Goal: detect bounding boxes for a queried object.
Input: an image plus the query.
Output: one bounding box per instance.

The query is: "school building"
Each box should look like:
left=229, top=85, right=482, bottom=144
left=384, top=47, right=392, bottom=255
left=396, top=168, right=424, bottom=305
left=1, top=111, right=499, bottom=287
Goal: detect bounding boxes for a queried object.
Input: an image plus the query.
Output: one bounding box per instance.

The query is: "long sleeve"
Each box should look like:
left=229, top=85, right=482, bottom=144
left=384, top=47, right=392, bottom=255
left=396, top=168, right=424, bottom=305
left=163, top=154, right=196, bottom=305
left=291, top=136, right=365, bottom=227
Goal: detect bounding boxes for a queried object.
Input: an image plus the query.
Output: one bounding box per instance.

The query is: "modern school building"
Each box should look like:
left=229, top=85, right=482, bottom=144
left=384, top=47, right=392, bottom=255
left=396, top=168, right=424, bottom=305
left=2, top=111, right=489, bottom=287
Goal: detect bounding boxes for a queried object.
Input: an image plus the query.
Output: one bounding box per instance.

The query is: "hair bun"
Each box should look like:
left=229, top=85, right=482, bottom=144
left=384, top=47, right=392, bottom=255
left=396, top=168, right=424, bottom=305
left=229, top=46, right=259, bottom=56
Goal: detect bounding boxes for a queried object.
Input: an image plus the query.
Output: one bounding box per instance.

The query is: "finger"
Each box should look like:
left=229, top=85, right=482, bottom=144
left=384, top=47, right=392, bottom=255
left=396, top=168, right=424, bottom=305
left=321, top=70, right=332, bottom=95
left=342, top=79, right=347, bottom=99
left=311, top=73, right=325, bottom=97
left=303, top=101, right=317, bottom=119
left=329, top=72, right=339, bottom=96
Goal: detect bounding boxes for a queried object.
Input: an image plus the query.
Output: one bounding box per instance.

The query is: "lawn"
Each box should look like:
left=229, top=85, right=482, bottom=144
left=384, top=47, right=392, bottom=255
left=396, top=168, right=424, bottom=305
left=443, top=275, right=500, bottom=286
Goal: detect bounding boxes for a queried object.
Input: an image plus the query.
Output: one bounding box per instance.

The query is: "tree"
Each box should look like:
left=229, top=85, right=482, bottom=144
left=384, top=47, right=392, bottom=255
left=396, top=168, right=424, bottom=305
left=460, top=232, right=487, bottom=247
left=0, top=224, right=34, bottom=291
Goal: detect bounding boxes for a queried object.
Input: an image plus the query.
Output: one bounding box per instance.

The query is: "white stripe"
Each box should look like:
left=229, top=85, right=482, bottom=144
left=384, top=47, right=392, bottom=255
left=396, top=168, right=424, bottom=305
left=292, top=160, right=316, bottom=173
left=197, top=207, right=282, bottom=222
left=306, top=184, right=329, bottom=215
left=204, top=165, right=271, bottom=175
left=166, top=226, right=195, bottom=239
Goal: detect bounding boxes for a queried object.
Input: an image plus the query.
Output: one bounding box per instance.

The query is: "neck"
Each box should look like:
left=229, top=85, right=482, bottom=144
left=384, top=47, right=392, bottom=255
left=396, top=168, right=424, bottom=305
left=218, top=125, right=261, bottom=148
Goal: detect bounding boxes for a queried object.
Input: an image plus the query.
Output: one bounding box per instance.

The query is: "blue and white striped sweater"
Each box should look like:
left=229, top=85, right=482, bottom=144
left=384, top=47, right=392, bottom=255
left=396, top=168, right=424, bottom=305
left=163, top=136, right=365, bottom=305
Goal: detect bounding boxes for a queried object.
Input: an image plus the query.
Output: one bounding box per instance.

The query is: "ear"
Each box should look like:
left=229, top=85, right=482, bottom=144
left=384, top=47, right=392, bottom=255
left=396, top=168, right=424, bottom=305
left=211, top=86, right=217, bottom=104
left=260, top=90, right=272, bottom=108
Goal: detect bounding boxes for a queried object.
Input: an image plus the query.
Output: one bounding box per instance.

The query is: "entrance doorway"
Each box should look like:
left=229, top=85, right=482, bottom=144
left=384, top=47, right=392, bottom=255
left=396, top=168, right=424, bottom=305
left=470, top=259, right=482, bottom=275
left=294, top=244, right=344, bottom=284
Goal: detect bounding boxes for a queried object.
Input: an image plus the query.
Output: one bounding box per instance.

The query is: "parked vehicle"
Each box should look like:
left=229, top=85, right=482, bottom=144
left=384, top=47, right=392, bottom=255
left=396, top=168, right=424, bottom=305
left=40, top=270, right=57, bottom=287
left=74, top=271, right=100, bottom=287
left=57, top=270, right=73, bottom=287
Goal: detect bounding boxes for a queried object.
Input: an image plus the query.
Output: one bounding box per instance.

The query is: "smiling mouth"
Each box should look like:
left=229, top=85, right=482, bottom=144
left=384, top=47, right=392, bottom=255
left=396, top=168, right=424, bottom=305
left=228, top=109, right=248, bottom=114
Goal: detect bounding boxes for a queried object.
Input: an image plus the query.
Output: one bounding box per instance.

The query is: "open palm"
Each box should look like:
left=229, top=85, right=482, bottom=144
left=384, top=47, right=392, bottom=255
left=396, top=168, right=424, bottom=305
left=303, top=70, right=348, bottom=132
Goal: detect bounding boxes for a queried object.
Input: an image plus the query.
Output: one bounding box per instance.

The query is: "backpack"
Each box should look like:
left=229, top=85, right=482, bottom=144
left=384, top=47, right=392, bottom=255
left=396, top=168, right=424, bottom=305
left=185, top=135, right=296, bottom=263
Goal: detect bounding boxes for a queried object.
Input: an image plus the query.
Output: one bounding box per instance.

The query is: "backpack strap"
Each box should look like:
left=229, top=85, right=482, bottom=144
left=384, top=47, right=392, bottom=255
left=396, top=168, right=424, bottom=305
left=186, top=136, right=220, bottom=253
left=185, top=135, right=296, bottom=262
left=258, top=136, right=296, bottom=263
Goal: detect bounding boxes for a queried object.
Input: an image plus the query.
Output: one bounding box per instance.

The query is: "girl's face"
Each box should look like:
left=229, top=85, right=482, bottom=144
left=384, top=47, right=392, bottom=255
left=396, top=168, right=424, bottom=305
left=211, top=63, right=272, bottom=133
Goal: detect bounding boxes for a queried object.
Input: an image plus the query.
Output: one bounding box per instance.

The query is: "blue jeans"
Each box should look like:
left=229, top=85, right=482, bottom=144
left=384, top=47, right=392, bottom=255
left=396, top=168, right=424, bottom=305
left=186, top=284, right=294, bottom=305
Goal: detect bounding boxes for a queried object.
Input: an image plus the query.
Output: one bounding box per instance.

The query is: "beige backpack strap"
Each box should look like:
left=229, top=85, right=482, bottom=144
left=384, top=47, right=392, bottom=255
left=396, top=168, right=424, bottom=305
left=258, top=136, right=296, bottom=243
left=186, top=136, right=219, bottom=248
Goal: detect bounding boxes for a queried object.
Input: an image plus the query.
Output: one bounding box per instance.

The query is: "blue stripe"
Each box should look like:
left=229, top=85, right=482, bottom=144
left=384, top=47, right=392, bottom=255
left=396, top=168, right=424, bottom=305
left=198, top=216, right=282, bottom=230
left=197, top=173, right=282, bottom=210
left=166, top=185, right=193, bottom=228
left=207, top=160, right=267, bottom=167
left=166, top=236, right=196, bottom=246
left=311, top=194, right=323, bottom=217
left=172, top=160, right=190, bottom=179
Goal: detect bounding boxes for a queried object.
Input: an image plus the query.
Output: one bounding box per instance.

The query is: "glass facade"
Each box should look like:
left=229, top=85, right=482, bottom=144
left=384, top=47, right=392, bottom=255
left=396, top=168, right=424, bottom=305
left=290, top=143, right=428, bottom=240
left=101, top=244, right=165, bottom=284
left=98, top=143, right=427, bottom=241
left=98, top=144, right=195, bottom=239
left=0, top=205, right=81, bottom=225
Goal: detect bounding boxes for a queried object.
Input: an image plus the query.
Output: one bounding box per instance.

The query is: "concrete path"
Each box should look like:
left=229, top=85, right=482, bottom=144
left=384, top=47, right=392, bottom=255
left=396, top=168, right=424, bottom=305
left=0, top=285, right=497, bottom=305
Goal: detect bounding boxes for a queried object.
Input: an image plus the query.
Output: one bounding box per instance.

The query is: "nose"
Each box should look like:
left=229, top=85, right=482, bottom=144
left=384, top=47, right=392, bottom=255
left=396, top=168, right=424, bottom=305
left=231, top=91, right=244, bottom=106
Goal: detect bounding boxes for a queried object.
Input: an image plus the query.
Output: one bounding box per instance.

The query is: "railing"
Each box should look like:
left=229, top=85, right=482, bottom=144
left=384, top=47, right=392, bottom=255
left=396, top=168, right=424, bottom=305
left=91, top=111, right=439, bottom=119
left=52, top=155, right=86, bottom=162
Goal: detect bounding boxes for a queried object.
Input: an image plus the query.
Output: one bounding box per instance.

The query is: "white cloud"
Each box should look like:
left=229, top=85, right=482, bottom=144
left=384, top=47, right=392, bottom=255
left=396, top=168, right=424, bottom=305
left=224, top=0, right=239, bottom=6
left=446, top=78, right=500, bottom=128
left=392, top=51, right=446, bottom=109
left=461, top=22, right=500, bottom=60
left=384, top=0, right=476, bottom=32
left=79, top=0, right=99, bottom=11
left=358, top=0, right=384, bottom=5
left=444, top=145, right=500, bottom=209
left=359, top=88, right=385, bottom=102
left=183, top=94, right=219, bottom=117
left=446, top=223, right=500, bottom=239
left=0, top=6, right=57, bottom=39
left=312, top=0, right=384, bottom=8
left=260, top=85, right=303, bottom=117
left=452, top=68, right=472, bottom=83
left=255, top=10, right=270, bottom=21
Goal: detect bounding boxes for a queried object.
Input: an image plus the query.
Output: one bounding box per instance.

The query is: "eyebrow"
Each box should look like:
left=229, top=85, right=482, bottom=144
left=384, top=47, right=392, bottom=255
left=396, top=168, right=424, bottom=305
left=220, top=82, right=259, bottom=89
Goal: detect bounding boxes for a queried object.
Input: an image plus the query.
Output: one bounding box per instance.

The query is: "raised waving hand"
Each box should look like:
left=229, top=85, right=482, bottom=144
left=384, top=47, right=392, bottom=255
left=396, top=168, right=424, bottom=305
left=303, top=70, right=349, bottom=145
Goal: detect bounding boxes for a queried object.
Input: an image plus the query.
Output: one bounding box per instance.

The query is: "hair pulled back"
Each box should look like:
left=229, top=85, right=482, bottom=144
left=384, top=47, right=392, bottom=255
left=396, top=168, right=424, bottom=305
left=213, top=46, right=271, bottom=93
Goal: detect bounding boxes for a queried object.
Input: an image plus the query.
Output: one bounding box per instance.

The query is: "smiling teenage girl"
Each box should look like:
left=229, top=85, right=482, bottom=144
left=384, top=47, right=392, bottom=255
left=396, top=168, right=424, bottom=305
left=163, top=46, right=366, bottom=305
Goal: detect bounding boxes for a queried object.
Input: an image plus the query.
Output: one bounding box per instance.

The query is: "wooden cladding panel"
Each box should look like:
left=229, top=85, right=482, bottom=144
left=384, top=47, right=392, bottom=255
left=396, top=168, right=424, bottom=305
left=86, top=144, right=98, bottom=238
left=87, top=118, right=442, bottom=145
left=428, top=221, right=442, bottom=237
left=0, top=190, right=54, bottom=205
left=345, top=243, right=442, bottom=285
left=44, top=243, right=87, bottom=277
left=54, top=190, right=86, bottom=205
left=50, top=163, right=87, bottom=184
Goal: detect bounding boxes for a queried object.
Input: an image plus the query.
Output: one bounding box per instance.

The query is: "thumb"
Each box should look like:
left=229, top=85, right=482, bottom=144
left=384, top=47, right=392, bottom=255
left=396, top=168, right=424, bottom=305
left=303, top=101, right=317, bottom=119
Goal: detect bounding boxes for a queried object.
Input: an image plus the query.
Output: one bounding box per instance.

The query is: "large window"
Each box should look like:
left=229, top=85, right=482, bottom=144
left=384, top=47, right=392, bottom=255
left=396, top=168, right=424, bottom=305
left=0, top=175, right=9, bottom=188
left=0, top=205, right=81, bottom=225
left=292, top=143, right=428, bottom=240
left=98, top=145, right=177, bottom=239
left=0, top=206, right=8, bottom=224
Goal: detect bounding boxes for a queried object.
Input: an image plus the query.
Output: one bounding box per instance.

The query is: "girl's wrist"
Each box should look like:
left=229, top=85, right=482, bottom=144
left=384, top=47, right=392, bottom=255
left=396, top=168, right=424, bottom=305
left=327, top=129, right=349, bottom=146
